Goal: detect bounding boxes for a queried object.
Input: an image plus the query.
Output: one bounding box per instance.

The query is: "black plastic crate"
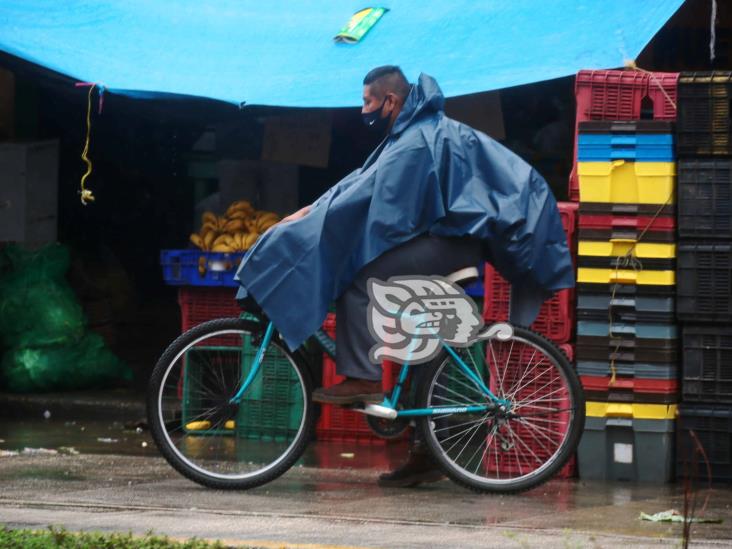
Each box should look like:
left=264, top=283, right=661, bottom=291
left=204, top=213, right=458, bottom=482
left=678, top=159, right=732, bottom=239
left=583, top=388, right=678, bottom=404
left=677, top=72, right=732, bottom=157
left=682, top=325, right=732, bottom=404
left=577, top=293, right=675, bottom=322
left=579, top=202, right=675, bottom=217
left=576, top=343, right=679, bottom=364
left=677, top=405, right=732, bottom=482
left=577, top=282, right=676, bottom=298
left=677, top=242, right=732, bottom=322
left=579, top=227, right=676, bottom=243
left=578, top=256, right=675, bottom=270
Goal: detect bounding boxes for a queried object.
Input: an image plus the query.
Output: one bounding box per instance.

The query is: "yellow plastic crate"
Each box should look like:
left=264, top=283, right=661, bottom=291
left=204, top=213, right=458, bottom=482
left=578, top=240, right=676, bottom=259
left=577, top=267, right=675, bottom=285
left=586, top=401, right=677, bottom=420
left=578, top=160, right=676, bottom=204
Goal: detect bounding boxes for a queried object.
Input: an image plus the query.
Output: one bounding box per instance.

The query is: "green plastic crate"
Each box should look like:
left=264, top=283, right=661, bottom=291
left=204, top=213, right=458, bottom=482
left=236, top=345, right=305, bottom=442
left=181, top=326, right=304, bottom=441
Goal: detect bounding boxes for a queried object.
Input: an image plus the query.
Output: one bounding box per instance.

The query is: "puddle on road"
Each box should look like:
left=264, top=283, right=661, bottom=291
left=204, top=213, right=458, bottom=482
left=0, top=418, right=158, bottom=457
left=0, top=417, right=410, bottom=470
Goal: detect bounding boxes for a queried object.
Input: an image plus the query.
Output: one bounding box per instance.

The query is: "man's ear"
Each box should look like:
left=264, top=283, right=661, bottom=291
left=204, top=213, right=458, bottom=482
left=386, top=93, right=401, bottom=117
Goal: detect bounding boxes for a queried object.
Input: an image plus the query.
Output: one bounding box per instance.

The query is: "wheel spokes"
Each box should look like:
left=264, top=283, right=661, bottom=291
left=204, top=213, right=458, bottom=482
left=428, top=335, right=576, bottom=485
left=156, top=328, right=307, bottom=480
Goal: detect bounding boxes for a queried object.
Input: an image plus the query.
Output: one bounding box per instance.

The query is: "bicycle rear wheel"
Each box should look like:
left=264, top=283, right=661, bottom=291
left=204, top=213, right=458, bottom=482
left=417, top=325, right=584, bottom=493
left=147, top=317, right=314, bottom=489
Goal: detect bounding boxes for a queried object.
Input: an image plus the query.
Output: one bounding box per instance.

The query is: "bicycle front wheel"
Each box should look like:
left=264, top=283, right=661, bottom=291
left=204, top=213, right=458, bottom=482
left=417, top=325, right=584, bottom=494
left=147, top=318, right=314, bottom=489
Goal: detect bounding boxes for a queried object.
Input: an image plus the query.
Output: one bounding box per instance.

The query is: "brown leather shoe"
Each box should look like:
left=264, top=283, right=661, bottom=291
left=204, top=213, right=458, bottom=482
left=378, top=444, right=445, bottom=488
left=312, top=378, right=383, bottom=405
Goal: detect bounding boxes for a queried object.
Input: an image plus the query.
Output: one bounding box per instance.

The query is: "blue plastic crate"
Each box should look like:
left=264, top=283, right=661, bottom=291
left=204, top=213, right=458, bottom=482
left=577, top=320, right=678, bottom=340
left=578, top=134, right=675, bottom=161
left=463, top=263, right=485, bottom=297
left=578, top=360, right=678, bottom=380
left=578, top=120, right=675, bottom=162
left=160, top=249, right=246, bottom=287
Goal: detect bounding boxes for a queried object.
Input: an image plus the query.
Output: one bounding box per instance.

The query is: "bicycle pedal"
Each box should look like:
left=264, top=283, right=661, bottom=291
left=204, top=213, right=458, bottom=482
left=358, top=403, right=398, bottom=419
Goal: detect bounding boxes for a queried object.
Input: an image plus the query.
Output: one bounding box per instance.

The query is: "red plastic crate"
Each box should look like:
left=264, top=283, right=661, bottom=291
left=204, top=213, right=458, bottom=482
left=178, top=286, right=240, bottom=332
left=482, top=202, right=578, bottom=344
left=484, top=339, right=576, bottom=478
left=568, top=69, right=679, bottom=200
left=580, top=375, right=677, bottom=393
left=177, top=286, right=243, bottom=347
left=578, top=214, right=676, bottom=231
left=316, top=313, right=405, bottom=443
left=578, top=213, right=676, bottom=244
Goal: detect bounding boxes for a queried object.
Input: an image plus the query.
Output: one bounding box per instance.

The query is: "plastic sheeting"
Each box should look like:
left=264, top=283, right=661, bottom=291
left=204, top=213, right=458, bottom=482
left=0, top=1, right=683, bottom=107
left=236, top=74, right=574, bottom=351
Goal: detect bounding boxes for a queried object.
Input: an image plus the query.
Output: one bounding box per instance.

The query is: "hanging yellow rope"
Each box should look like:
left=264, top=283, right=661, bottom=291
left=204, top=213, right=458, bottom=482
left=600, top=60, right=677, bottom=386
left=606, top=194, right=672, bottom=386
left=624, top=59, right=678, bottom=112
left=79, top=83, right=96, bottom=205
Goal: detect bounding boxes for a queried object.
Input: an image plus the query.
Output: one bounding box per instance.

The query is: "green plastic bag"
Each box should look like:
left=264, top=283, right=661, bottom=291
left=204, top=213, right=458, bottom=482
left=0, top=244, right=85, bottom=347
left=0, top=333, right=132, bottom=393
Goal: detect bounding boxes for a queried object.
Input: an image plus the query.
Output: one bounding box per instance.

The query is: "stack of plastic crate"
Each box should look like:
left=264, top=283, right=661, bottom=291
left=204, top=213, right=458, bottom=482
left=162, top=250, right=304, bottom=441
left=575, top=116, right=679, bottom=482
left=160, top=246, right=246, bottom=331
left=675, top=72, right=732, bottom=483
left=569, top=69, right=679, bottom=201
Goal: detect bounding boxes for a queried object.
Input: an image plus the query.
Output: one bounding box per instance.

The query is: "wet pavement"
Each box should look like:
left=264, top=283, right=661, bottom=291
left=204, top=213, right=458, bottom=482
left=1, top=397, right=731, bottom=548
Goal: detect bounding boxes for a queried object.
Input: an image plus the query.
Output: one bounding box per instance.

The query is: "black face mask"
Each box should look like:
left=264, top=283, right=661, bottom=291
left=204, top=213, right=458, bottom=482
left=362, top=98, right=390, bottom=134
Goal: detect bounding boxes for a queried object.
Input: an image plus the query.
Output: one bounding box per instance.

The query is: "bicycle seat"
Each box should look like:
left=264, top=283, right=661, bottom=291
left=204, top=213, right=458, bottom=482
left=445, top=266, right=479, bottom=287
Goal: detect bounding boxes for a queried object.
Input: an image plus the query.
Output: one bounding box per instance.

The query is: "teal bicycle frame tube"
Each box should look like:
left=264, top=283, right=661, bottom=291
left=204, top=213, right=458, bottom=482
left=231, top=319, right=509, bottom=416
left=229, top=320, right=276, bottom=404
left=384, top=341, right=510, bottom=417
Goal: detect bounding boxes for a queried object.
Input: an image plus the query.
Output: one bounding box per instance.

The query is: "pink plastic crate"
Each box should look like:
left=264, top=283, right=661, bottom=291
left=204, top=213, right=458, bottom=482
left=482, top=202, right=578, bottom=343
left=569, top=69, right=679, bottom=200
left=316, top=313, right=404, bottom=443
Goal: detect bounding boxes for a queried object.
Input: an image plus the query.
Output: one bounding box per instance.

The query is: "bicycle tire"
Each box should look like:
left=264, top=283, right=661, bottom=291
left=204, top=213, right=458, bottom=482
left=147, top=317, right=314, bottom=489
left=417, top=325, right=585, bottom=494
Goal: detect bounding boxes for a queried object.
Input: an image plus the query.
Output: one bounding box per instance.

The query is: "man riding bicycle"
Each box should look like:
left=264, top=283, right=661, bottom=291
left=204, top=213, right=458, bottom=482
left=235, top=66, right=573, bottom=487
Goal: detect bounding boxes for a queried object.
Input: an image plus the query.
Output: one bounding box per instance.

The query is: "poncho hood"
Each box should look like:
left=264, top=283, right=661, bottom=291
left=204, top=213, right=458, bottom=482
left=390, top=73, right=446, bottom=136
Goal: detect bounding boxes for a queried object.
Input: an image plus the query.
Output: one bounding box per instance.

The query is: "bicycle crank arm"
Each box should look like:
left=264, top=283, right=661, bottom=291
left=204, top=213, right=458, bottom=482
left=351, top=403, right=398, bottom=420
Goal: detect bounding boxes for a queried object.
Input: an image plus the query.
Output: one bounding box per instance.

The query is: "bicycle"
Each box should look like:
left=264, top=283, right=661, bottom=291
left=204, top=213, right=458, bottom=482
left=147, top=266, right=585, bottom=493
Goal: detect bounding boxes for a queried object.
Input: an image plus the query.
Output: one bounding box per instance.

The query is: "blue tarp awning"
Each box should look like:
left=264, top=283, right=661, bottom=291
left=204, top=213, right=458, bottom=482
left=0, top=1, right=684, bottom=107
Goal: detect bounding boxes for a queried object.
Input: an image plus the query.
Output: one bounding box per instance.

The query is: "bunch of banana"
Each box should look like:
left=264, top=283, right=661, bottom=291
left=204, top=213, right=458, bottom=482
left=189, top=200, right=282, bottom=253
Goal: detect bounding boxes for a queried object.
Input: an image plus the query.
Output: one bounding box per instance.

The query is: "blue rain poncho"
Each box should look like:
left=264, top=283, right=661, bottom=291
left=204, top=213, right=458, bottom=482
left=235, top=73, right=574, bottom=351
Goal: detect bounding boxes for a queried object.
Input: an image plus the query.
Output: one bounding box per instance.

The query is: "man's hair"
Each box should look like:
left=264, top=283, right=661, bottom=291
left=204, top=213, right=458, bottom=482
left=363, top=65, right=410, bottom=100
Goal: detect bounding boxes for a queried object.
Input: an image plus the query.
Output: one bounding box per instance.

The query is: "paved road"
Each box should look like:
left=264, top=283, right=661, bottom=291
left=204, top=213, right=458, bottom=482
left=1, top=452, right=730, bottom=548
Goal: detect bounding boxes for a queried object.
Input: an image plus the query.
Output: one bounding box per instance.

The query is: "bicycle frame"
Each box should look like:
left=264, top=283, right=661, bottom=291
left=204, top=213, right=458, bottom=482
left=229, top=320, right=511, bottom=416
